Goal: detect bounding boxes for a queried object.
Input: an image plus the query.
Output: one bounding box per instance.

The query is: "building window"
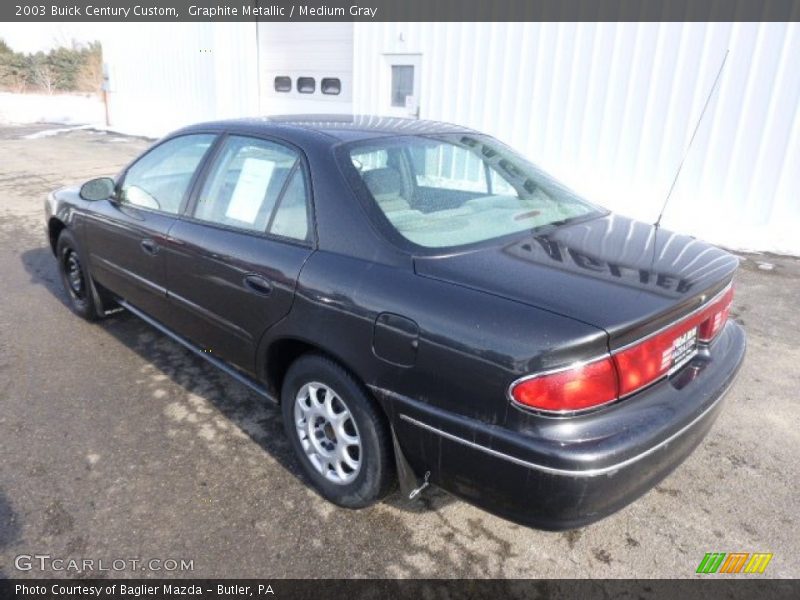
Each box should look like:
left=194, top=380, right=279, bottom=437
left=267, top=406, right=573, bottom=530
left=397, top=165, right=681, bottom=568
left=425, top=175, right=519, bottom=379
left=274, top=76, right=291, bottom=92
left=391, top=65, right=414, bottom=107
left=297, top=77, right=315, bottom=94
left=321, top=78, right=341, bottom=95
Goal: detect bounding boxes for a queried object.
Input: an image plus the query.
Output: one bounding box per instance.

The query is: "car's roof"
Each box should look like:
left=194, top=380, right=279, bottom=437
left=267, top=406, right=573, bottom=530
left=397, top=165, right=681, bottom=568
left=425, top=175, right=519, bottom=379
left=180, top=114, right=478, bottom=143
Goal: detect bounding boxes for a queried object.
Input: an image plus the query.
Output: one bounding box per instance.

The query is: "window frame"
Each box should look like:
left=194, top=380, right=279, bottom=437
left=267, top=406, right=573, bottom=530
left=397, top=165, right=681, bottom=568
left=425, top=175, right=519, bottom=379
left=114, top=132, right=219, bottom=218
left=181, top=132, right=317, bottom=248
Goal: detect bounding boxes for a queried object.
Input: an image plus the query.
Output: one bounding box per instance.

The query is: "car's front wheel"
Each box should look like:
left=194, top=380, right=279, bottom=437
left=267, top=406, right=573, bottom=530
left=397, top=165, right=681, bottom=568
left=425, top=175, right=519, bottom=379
left=56, top=229, right=99, bottom=321
left=281, top=354, right=395, bottom=508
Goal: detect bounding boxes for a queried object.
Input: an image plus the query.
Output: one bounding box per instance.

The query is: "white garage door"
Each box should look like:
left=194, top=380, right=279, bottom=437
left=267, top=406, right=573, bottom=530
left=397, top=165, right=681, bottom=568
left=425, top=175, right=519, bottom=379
left=258, top=23, right=354, bottom=115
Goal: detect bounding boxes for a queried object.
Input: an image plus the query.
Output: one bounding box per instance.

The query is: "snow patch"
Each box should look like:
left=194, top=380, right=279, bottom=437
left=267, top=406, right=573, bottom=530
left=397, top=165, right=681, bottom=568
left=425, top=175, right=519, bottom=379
left=22, top=125, right=93, bottom=139
left=0, top=92, right=104, bottom=126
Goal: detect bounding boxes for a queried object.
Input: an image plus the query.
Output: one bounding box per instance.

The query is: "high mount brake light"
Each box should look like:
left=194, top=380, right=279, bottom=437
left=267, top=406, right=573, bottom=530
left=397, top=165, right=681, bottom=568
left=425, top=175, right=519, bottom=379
left=510, top=285, right=734, bottom=413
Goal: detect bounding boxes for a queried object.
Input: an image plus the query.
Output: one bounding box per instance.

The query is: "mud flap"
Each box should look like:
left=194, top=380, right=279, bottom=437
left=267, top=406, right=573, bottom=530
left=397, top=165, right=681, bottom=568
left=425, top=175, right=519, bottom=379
left=88, top=275, right=123, bottom=318
left=88, top=275, right=107, bottom=318
left=391, top=427, right=429, bottom=500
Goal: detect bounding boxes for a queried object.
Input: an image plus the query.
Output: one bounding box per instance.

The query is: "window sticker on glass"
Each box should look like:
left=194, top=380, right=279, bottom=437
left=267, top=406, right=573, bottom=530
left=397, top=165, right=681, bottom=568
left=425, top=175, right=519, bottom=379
left=225, top=158, right=275, bottom=224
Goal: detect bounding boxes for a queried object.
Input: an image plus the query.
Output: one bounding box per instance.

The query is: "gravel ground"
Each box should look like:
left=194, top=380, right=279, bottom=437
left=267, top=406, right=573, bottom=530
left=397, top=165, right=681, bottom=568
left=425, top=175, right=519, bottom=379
left=0, top=124, right=798, bottom=579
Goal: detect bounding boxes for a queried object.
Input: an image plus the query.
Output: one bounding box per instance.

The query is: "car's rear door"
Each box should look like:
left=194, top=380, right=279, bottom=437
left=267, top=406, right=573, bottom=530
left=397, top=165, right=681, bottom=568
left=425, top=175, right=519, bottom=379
left=85, top=134, right=217, bottom=323
left=162, top=134, right=314, bottom=374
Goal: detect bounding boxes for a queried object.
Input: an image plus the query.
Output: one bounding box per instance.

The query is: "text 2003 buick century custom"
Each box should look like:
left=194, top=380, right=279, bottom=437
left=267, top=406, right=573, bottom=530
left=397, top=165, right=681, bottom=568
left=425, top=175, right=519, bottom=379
left=45, top=115, right=745, bottom=529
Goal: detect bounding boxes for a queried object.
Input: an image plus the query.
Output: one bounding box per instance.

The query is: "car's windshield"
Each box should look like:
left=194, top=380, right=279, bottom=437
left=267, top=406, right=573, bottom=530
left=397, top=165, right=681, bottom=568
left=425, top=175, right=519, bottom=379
left=342, top=133, right=603, bottom=249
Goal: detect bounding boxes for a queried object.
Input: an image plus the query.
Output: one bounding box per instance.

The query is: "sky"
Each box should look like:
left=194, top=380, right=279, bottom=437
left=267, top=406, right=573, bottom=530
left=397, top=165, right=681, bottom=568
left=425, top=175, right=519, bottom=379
left=0, top=23, right=104, bottom=53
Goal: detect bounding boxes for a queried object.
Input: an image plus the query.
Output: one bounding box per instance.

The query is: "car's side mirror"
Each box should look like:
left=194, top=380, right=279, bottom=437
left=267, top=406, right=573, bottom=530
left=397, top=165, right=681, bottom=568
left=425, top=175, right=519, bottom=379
left=79, top=177, right=116, bottom=201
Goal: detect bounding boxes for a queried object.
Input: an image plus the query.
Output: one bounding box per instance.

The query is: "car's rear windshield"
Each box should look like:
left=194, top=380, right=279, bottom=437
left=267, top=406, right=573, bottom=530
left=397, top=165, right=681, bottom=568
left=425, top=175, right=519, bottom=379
left=340, top=133, right=602, bottom=249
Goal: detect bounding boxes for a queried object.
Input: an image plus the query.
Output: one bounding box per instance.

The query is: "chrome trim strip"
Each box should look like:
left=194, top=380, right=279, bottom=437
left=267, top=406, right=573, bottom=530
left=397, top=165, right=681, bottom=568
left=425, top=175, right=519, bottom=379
left=118, top=300, right=276, bottom=403
left=399, top=373, right=735, bottom=478
left=506, top=281, right=733, bottom=414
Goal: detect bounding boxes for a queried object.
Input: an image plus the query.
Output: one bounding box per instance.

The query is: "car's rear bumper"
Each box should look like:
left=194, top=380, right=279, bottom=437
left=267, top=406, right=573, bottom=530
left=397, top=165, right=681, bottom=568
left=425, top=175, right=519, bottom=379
left=381, top=320, right=746, bottom=530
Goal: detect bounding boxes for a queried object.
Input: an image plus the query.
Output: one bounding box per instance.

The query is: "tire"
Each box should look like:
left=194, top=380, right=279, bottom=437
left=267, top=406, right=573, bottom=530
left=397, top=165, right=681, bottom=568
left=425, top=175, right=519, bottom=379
left=281, top=353, right=395, bottom=508
left=56, top=229, right=99, bottom=321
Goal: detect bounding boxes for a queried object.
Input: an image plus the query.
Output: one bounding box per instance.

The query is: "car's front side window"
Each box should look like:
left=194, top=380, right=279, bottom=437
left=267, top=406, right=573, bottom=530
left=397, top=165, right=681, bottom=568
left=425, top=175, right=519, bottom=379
left=343, top=134, right=602, bottom=249
left=192, top=135, right=310, bottom=241
left=120, top=134, right=215, bottom=214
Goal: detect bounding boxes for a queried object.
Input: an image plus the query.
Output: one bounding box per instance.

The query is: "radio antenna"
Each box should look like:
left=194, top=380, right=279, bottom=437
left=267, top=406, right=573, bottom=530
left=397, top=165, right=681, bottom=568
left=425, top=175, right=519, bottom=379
left=654, top=49, right=729, bottom=228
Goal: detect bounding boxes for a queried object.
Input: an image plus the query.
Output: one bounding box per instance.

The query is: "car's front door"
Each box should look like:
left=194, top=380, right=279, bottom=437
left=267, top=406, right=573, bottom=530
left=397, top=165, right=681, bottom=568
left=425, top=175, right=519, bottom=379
left=85, top=134, right=216, bottom=322
left=162, top=134, right=315, bottom=374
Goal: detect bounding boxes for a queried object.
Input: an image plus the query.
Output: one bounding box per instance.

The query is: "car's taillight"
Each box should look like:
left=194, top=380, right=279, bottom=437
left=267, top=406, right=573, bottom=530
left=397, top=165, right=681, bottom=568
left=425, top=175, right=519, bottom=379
left=698, top=286, right=734, bottom=342
left=613, top=321, right=697, bottom=396
left=510, top=357, right=619, bottom=413
left=615, top=284, right=734, bottom=396
left=511, top=284, right=734, bottom=413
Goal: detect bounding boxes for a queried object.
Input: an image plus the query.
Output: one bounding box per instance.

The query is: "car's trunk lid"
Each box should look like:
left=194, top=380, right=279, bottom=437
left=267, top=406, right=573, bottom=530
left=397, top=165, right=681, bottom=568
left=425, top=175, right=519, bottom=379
left=414, top=213, right=738, bottom=349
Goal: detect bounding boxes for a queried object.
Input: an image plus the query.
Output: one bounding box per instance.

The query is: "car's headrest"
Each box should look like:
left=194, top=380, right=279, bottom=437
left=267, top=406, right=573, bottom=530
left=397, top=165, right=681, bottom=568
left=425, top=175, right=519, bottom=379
left=363, top=167, right=403, bottom=199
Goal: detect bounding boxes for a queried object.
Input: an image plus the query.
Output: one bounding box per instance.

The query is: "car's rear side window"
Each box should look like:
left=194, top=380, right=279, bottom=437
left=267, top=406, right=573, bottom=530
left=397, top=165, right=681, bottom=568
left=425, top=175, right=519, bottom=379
left=268, top=168, right=309, bottom=240
left=120, top=134, right=215, bottom=214
left=192, top=135, right=310, bottom=241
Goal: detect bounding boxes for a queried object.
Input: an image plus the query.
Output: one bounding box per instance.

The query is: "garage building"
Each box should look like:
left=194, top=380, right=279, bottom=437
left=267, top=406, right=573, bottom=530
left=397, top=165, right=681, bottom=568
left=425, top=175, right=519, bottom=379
left=101, top=22, right=800, bottom=254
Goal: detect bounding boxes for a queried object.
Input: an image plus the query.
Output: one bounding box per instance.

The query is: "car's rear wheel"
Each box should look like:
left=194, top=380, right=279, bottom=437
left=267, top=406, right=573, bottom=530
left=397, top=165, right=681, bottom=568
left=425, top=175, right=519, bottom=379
left=281, top=353, right=395, bottom=508
left=56, top=229, right=99, bottom=321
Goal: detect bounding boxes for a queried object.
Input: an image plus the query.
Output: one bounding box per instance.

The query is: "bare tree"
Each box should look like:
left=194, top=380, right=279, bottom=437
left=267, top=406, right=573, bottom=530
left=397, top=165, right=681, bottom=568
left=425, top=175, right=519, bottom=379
left=32, top=61, right=55, bottom=94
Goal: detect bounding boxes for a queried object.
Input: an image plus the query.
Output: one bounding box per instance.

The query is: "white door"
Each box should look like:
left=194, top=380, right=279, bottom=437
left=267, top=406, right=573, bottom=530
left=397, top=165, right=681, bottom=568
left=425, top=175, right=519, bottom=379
left=382, top=54, right=422, bottom=118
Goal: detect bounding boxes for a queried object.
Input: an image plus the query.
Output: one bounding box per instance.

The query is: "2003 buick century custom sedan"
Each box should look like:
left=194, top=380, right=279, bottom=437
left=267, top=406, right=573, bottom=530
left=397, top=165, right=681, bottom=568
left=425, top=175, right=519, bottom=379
left=45, top=116, right=745, bottom=529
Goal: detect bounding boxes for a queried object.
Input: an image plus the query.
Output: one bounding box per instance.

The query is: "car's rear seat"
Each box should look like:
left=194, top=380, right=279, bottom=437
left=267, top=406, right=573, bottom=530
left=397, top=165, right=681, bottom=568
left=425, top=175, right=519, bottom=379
left=361, top=166, right=565, bottom=246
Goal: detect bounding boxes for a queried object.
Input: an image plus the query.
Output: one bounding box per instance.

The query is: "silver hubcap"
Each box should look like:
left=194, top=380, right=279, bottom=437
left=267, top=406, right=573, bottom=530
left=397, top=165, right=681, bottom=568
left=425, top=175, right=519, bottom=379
left=294, top=382, right=361, bottom=485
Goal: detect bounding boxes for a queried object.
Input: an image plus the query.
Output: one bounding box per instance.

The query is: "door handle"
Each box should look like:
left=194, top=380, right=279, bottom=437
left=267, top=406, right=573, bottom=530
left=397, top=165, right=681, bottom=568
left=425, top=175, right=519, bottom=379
left=140, top=239, right=159, bottom=256
left=243, top=274, right=272, bottom=296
